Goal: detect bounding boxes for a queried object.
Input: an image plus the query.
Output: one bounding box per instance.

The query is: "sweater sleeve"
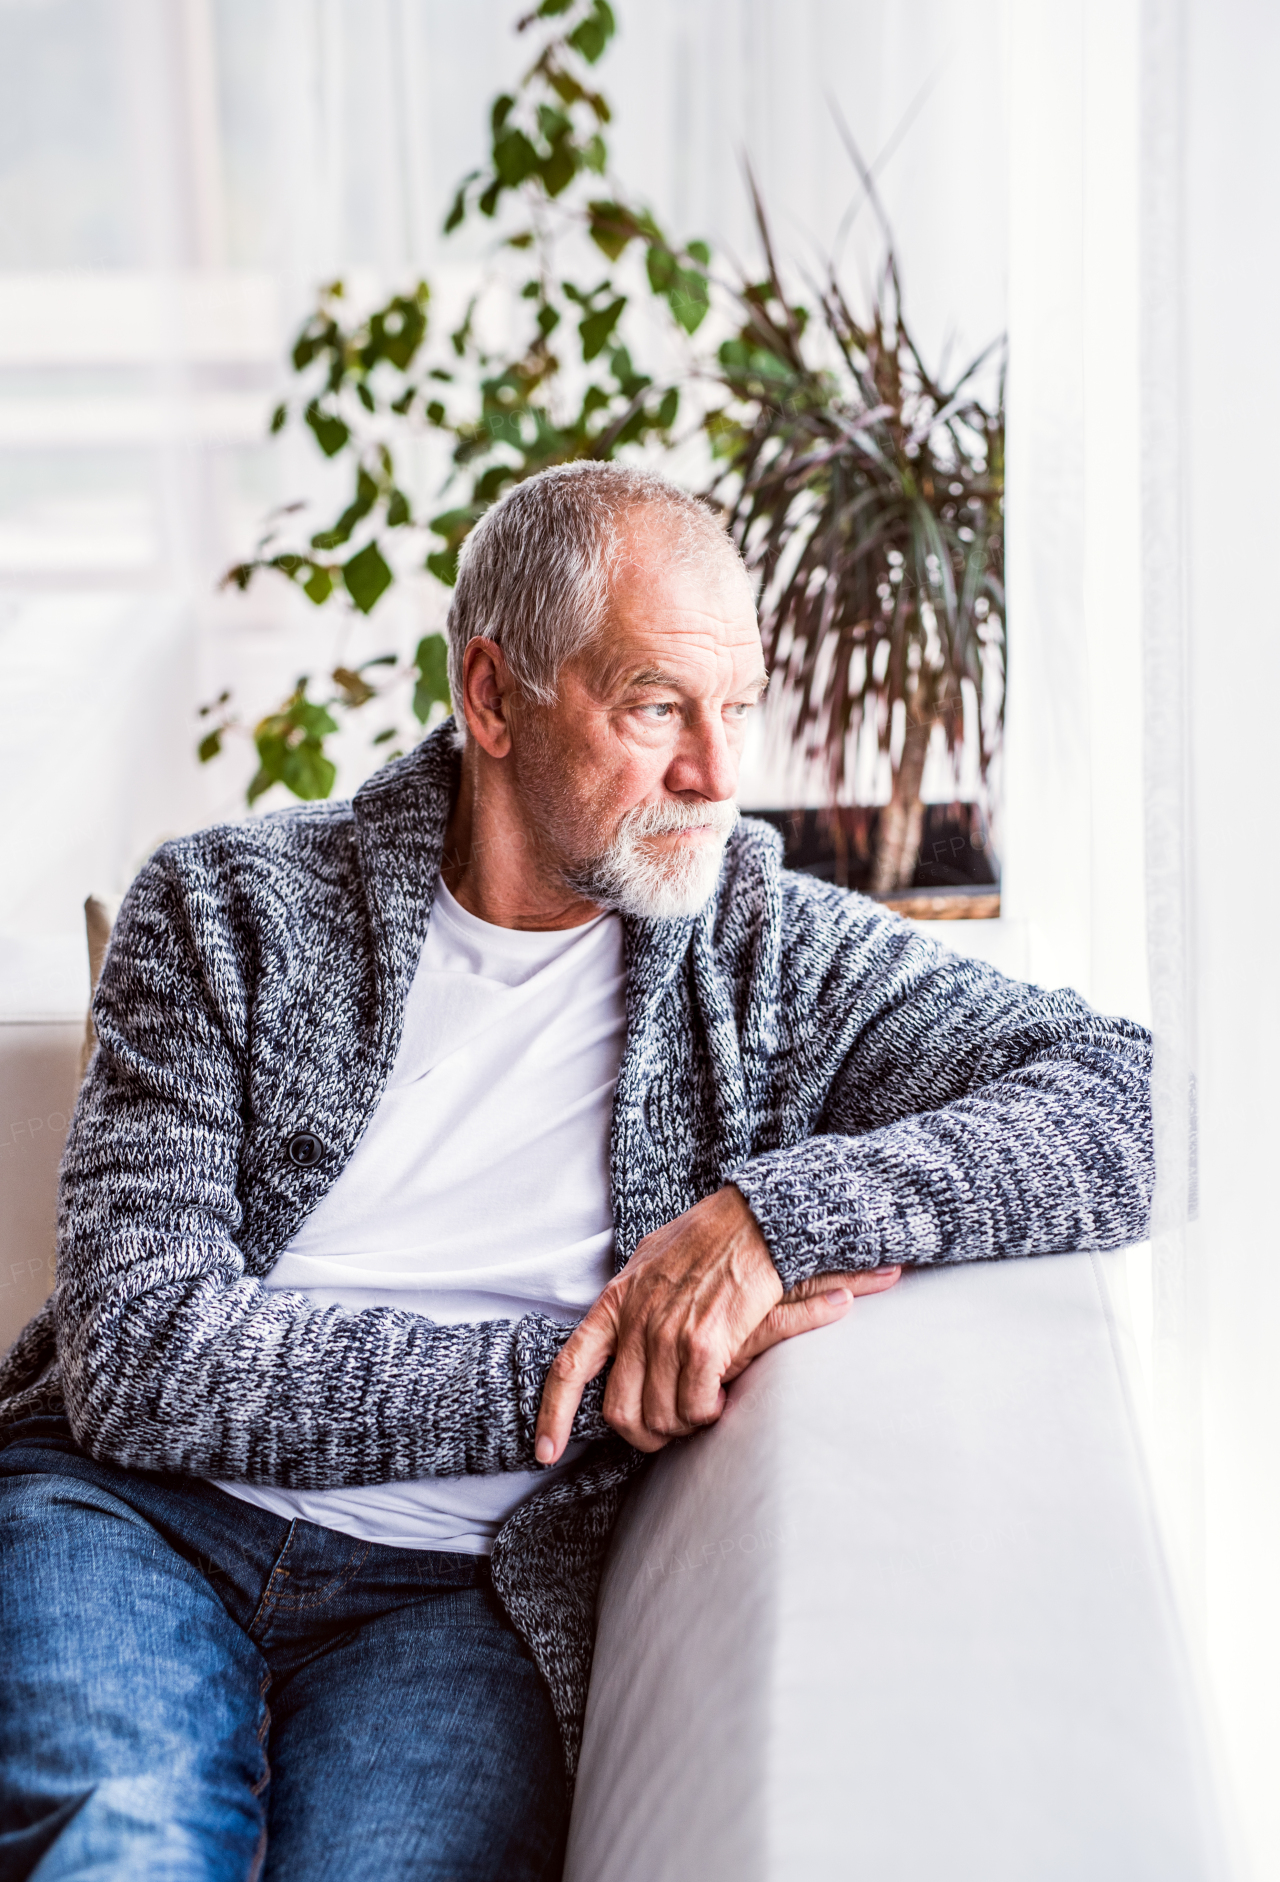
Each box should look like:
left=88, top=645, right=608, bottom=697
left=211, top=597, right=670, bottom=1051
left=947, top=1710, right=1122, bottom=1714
left=55, top=855, right=610, bottom=1487
left=730, top=899, right=1153, bottom=1290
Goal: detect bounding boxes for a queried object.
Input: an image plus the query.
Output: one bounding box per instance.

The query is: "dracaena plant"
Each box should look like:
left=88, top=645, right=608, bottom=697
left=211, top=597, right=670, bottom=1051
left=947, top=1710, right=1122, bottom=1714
left=203, top=0, right=711, bottom=806
left=706, top=184, right=1005, bottom=894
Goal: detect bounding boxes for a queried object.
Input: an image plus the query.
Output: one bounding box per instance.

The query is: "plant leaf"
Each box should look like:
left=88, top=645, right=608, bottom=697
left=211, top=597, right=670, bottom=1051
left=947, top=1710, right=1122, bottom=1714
left=281, top=740, right=336, bottom=801
left=342, top=541, right=393, bottom=613
left=426, top=546, right=461, bottom=587
left=540, top=140, right=577, bottom=197
left=493, top=128, right=539, bottom=189
left=588, top=199, right=639, bottom=260
left=304, top=403, right=350, bottom=458
left=303, top=565, right=333, bottom=605
left=332, top=665, right=374, bottom=706
left=412, top=633, right=451, bottom=723
left=569, top=1, right=614, bottom=62
left=579, top=295, right=626, bottom=360
left=444, top=170, right=480, bottom=233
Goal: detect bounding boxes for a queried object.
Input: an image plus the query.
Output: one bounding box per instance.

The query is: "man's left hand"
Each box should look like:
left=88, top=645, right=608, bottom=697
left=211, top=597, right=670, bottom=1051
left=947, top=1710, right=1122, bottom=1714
left=534, top=1185, right=900, bottom=1462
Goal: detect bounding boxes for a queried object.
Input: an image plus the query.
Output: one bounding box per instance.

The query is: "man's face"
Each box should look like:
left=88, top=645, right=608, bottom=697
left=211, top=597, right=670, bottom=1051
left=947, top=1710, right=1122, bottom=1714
left=510, top=509, right=767, bottom=918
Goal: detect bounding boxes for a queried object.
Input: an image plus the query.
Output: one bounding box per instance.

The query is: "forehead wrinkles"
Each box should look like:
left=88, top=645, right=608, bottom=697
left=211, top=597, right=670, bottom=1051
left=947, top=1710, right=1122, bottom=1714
left=598, top=567, right=761, bottom=694
left=595, top=629, right=764, bottom=702
left=553, top=505, right=757, bottom=704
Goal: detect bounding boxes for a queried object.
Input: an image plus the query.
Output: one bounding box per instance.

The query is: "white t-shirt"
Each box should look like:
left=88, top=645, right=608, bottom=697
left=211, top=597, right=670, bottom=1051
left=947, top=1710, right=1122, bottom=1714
left=218, top=878, right=626, bottom=1553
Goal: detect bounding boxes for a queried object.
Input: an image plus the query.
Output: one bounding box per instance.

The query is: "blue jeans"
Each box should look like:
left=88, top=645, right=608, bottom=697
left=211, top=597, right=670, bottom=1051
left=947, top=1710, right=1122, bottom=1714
left=0, top=1418, right=568, bottom=1881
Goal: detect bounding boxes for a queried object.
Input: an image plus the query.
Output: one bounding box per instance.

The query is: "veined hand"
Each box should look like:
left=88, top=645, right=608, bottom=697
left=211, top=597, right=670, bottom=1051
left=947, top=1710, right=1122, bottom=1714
left=534, top=1183, right=901, bottom=1462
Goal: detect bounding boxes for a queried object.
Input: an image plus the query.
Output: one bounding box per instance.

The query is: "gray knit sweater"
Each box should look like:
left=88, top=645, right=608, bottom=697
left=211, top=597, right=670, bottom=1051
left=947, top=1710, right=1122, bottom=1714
left=0, top=722, right=1153, bottom=1776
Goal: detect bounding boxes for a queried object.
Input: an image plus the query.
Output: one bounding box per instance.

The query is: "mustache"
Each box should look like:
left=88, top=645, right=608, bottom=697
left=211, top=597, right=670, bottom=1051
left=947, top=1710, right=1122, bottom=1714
left=617, top=799, right=740, bottom=840
left=561, top=796, right=739, bottom=920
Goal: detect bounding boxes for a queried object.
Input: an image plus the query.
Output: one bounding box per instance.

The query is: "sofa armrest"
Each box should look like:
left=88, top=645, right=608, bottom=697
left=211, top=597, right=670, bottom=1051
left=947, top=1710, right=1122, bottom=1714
left=0, top=1020, right=81, bottom=1353
left=566, top=1252, right=1227, bottom=1880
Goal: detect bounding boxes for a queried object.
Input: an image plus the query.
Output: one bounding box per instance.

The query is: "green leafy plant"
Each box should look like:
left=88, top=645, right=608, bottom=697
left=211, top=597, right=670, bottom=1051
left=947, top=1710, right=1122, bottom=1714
left=704, top=178, right=1004, bottom=893
left=205, top=0, right=711, bottom=804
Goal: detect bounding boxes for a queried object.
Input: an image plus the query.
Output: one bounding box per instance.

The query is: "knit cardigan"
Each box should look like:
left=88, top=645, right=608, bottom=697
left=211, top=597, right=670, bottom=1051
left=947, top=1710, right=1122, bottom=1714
left=0, top=722, right=1154, bottom=1777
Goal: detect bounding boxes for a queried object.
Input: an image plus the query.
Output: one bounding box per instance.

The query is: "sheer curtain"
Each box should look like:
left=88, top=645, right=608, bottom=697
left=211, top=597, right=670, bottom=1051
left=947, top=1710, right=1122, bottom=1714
left=1009, top=2, right=1280, bottom=1874
left=1160, top=1, right=1280, bottom=1870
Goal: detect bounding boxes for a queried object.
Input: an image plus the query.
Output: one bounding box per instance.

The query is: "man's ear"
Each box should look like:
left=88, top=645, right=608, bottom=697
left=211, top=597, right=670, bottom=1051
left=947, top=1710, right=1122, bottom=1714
left=460, top=637, right=515, bottom=758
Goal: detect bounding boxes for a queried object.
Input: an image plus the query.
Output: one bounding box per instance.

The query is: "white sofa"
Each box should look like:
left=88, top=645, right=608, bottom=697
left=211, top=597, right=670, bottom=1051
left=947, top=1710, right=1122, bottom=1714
left=566, top=1252, right=1227, bottom=1880
left=0, top=934, right=85, bottom=1355
left=0, top=922, right=1228, bottom=1877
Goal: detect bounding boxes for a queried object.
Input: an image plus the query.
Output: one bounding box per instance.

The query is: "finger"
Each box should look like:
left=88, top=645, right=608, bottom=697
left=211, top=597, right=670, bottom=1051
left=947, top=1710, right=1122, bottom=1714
left=637, top=1313, right=705, bottom=1440
left=847, top=1264, right=902, bottom=1296
left=602, top=1323, right=671, bottom=1453
left=722, top=1284, right=856, bottom=1383
left=669, top=1323, right=732, bottom=1433
left=535, top=1310, right=618, bottom=1466
left=784, top=1264, right=902, bottom=1302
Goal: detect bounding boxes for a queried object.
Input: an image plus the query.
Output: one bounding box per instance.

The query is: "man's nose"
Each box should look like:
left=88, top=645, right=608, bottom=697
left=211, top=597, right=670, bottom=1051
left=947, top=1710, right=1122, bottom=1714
left=664, top=710, right=739, bottom=802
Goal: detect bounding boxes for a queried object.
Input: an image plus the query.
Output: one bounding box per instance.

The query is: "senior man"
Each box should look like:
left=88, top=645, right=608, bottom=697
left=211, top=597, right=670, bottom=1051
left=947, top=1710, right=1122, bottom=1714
left=0, top=461, right=1152, bottom=1880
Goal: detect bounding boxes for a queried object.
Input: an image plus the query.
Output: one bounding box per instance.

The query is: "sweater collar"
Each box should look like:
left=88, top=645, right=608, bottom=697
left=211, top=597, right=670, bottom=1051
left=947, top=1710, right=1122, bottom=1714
left=352, top=719, right=461, bottom=1013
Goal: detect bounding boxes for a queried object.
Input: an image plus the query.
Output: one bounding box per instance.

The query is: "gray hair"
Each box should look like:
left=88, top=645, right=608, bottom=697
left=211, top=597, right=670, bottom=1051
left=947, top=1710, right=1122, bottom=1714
left=445, top=460, right=749, bottom=711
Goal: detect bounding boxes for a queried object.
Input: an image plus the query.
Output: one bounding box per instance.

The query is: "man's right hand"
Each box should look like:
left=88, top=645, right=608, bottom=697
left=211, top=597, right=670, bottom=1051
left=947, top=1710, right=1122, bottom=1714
left=535, top=1183, right=901, bottom=1463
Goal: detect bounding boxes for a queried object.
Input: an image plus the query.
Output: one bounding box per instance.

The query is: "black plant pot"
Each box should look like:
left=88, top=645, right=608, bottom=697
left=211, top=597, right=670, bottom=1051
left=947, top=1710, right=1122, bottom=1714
left=748, top=804, right=999, bottom=916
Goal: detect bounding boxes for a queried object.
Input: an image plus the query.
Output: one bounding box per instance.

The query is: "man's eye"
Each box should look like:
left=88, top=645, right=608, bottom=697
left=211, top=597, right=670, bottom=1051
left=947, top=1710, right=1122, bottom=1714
left=726, top=702, right=750, bottom=718
left=641, top=701, right=675, bottom=719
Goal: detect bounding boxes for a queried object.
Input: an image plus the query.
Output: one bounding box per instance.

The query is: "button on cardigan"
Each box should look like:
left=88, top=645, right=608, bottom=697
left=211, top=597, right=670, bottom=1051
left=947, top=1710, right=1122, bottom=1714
left=286, top=1132, right=324, bottom=1168
left=0, top=720, right=1154, bottom=1779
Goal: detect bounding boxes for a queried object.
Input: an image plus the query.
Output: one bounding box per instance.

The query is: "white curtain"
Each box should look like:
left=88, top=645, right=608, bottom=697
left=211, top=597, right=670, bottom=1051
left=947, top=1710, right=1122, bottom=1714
left=1008, top=2, right=1280, bottom=1874
left=1156, top=1, right=1280, bottom=1870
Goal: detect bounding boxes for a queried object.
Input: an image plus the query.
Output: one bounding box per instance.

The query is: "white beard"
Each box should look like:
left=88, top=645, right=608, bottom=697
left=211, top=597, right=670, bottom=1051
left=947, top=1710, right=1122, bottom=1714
left=565, top=798, right=739, bottom=920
